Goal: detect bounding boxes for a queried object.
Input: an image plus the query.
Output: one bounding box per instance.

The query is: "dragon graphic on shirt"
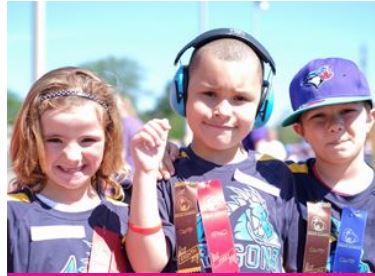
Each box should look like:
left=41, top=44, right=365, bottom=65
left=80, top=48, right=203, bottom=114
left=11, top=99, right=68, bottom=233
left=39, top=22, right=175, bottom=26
left=226, top=185, right=282, bottom=272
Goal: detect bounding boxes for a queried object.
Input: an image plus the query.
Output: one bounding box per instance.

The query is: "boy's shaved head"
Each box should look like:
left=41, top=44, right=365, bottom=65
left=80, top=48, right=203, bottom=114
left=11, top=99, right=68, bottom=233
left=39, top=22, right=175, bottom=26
left=189, top=38, right=263, bottom=81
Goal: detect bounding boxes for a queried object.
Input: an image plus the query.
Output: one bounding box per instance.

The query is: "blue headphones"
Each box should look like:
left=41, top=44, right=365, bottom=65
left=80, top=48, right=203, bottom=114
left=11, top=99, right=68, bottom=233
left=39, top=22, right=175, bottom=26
left=169, top=28, right=276, bottom=128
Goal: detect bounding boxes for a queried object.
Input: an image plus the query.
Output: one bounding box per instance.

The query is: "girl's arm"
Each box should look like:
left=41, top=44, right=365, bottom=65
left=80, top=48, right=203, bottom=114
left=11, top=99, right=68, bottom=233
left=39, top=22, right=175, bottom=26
left=126, top=118, right=171, bottom=272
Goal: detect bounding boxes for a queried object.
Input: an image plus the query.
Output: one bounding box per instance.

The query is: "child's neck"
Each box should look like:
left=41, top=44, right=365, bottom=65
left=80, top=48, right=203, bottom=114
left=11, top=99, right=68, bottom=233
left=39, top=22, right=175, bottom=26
left=40, top=183, right=100, bottom=207
left=36, top=192, right=101, bottom=212
left=314, top=156, right=373, bottom=196
left=191, top=143, right=248, bottom=165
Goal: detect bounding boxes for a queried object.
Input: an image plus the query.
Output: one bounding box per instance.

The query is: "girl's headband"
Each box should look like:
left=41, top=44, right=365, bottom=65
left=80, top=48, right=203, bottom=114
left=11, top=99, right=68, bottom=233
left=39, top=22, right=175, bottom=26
left=39, top=89, right=109, bottom=110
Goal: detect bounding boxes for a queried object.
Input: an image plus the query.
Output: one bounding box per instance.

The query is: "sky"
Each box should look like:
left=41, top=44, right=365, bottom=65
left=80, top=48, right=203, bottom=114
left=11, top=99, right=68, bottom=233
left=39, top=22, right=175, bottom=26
left=7, top=1, right=375, bottom=128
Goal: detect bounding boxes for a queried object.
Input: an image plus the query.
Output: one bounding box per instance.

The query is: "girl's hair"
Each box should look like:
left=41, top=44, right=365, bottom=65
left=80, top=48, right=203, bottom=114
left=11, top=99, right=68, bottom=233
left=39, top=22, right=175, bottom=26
left=10, top=67, right=126, bottom=199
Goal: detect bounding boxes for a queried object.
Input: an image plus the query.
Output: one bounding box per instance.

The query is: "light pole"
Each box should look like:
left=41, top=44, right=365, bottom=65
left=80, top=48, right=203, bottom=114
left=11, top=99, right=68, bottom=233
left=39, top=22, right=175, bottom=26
left=32, top=1, right=46, bottom=81
left=199, top=1, right=208, bottom=33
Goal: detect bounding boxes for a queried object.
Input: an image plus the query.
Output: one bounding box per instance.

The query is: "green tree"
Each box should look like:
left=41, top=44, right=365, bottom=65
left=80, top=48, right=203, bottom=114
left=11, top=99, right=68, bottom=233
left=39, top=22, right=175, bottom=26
left=276, top=109, right=302, bottom=144
left=81, top=56, right=186, bottom=140
left=278, top=126, right=301, bottom=144
left=142, top=81, right=185, bottom=141
left=7, top=90, right=22, bottom=125
left=80, top=56, right=145, bottom=103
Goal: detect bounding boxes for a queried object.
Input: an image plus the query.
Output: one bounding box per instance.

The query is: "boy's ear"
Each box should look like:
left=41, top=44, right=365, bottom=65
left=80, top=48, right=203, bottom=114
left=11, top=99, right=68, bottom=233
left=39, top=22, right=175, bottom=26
left=366, top=107, right=375, bottom=132
left=368, top=107, right=375, bottom=121
left=292, top=123, right=304, bottom=137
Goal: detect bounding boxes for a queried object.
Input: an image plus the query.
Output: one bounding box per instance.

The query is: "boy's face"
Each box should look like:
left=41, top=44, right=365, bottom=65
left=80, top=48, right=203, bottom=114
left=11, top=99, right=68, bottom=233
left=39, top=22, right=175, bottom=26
left=293, top=102, right=375, bottom=164
left=186, top=50, right=262, bottom=160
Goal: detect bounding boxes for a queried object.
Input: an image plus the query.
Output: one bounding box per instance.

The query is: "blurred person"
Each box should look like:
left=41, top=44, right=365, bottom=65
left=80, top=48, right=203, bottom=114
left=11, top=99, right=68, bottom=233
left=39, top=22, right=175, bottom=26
left=251, top=127, right=287, bottom=160
left=113, top=94, right=143, bottom=204
left=286, top=141, right=314, bottom=163
left=115, top=93, right=143, bottom=173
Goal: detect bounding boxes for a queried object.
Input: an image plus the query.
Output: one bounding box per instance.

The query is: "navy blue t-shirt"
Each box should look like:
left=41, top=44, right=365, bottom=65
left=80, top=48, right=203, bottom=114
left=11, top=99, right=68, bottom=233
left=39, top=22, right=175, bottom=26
left=7, top=190, right=129, bottom=273
left=158, top=146, right=299, bottom=272
left=288, top=158, right=375, bottom=272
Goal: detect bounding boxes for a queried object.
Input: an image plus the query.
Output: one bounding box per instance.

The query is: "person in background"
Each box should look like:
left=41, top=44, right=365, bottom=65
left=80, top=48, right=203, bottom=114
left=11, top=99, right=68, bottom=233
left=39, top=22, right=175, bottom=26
left=114, top=94, right=144, bottom=203
left=115, top=93, right=143, bottom=172
left=244, top=127, right=287, bottom=160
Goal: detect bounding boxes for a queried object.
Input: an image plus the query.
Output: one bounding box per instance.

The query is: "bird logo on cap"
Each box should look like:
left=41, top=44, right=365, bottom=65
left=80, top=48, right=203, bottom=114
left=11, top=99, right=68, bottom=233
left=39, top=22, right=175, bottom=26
left=303, top=65, right=334, bottom=89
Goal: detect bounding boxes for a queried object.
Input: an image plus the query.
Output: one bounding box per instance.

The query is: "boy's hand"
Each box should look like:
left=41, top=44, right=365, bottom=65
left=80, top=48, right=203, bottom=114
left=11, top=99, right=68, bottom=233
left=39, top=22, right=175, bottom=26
left=131, top=118, right=171, bottom=174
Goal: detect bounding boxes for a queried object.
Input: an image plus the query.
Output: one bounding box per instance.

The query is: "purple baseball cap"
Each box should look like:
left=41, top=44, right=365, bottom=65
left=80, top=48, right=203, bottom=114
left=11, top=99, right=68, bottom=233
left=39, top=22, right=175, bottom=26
left=282, top=57, right=372, bottom=126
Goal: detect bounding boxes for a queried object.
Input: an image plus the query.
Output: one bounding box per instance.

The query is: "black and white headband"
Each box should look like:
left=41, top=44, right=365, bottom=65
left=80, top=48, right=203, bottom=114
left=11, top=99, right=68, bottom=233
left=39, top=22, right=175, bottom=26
left=39, top=89, right=109, bottom=110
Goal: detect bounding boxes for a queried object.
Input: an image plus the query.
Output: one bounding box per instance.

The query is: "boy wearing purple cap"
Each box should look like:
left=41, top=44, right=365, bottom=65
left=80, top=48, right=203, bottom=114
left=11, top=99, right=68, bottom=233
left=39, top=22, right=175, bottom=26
left=282, top=57, right=375, bottom=272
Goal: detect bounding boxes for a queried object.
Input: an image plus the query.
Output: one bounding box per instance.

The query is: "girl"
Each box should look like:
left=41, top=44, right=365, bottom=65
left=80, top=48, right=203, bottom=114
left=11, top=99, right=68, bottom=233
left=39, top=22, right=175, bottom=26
left=8, top=67, right=129, bottom=272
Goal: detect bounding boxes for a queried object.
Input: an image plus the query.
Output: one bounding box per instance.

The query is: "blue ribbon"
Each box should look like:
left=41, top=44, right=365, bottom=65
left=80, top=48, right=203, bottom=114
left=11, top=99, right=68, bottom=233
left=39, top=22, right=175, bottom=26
left=332, top=208, right=367, bottom=272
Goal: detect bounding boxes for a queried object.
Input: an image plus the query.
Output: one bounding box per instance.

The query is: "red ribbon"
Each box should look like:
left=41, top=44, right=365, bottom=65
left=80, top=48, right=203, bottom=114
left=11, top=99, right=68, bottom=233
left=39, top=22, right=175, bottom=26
left=198, top=180, right=239, bottom=273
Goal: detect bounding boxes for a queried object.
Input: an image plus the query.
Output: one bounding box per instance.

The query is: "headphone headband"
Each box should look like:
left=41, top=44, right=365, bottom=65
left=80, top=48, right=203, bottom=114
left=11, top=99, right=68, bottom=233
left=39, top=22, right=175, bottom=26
left=174, top=28, right=276, bottom=74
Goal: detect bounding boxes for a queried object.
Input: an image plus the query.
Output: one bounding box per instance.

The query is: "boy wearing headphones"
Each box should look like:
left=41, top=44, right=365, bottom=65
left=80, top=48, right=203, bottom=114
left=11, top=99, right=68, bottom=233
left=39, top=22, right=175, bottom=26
left=282, top=57, right=375, bottom=272
left=126, top=29, right=299, bottom=272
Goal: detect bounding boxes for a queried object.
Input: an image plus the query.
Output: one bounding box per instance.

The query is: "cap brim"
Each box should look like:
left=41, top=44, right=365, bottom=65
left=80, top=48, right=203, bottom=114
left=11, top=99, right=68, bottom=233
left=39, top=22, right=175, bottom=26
left=281, top=96, right=373, bottom=127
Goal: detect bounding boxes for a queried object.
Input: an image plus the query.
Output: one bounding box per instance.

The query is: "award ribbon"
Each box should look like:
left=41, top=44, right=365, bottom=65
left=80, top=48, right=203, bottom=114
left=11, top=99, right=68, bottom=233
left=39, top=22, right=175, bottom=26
left=197, top=180, right=239, bottom=273
left=332, top=208, right=368, bottom=272
left=303, top=202, right=331, bottom=272
left=174, top=181, right=201, bottom=273
left=88, top=227, right=127, bottom=272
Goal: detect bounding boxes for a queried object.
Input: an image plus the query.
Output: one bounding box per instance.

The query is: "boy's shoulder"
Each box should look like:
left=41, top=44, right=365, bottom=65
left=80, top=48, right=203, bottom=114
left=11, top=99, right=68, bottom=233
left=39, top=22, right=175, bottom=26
left=172, top=147, right=208, bottom=173
left=172, top=147, right=294, bottom=176
left=254, top=152, right=294, bottom=173
left=285, top=158, right=314, bottom=175
left=174, top=148, right=192, bottom=162
left=253, top=152, right=297, bottom=192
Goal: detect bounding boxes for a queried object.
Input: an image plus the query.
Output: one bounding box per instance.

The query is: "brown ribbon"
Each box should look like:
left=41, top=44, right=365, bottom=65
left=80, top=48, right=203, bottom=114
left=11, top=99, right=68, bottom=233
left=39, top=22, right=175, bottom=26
left=303, top=202, right=331, bottom=272
left=88, top=226, right=127, bottom=272
left=174, top=181, right=201, bottom=273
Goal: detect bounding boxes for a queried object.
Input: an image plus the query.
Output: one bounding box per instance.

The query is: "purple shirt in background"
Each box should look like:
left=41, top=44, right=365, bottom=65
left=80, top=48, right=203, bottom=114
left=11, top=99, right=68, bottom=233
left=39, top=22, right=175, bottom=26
left=122, top=116, right=143, bottom=170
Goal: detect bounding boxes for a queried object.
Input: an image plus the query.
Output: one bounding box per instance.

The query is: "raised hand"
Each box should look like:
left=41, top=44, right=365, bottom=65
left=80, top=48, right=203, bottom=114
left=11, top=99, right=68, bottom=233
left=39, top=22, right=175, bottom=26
left=131, top=118, right=171, bottom=174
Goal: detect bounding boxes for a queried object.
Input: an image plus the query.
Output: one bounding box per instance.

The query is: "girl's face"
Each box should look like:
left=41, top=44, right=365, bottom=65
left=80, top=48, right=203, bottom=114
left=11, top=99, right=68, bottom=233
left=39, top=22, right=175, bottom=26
left=40, top=102, right=106, bottom=202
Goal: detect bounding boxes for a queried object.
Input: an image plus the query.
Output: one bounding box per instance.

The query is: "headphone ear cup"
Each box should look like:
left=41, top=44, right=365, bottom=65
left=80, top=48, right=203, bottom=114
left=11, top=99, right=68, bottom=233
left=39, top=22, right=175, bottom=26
left=254, top=85, right=274, bottom=128
left=169, top=66, right=188, bottom=116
